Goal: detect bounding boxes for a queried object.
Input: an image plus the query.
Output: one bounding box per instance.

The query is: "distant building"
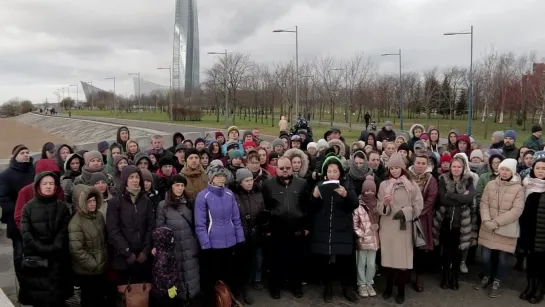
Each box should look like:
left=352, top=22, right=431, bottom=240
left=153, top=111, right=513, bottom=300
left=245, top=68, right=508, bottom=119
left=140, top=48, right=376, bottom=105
left=81, top=81, right=111, bottom=103
left=132, top=77, right=169, bottom=96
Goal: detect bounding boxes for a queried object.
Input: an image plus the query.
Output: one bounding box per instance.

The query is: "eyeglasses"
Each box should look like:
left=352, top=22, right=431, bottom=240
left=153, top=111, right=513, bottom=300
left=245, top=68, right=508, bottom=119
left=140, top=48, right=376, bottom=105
left=278, top=166, right=291, bottom=171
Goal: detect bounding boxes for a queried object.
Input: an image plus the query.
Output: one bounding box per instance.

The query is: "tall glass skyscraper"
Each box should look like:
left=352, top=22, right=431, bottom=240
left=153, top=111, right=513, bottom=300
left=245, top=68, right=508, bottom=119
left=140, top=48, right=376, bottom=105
left=173, top=0, right=200, bottom=93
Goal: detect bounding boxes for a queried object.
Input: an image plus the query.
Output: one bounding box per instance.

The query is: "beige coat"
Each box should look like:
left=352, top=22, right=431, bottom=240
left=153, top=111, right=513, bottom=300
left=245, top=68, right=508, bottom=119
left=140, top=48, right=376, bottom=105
left=377, top=178, right=424, bottom=269
left=478, top=175, right=524, bottom=253
left=279, top=116, right=288, bottom=132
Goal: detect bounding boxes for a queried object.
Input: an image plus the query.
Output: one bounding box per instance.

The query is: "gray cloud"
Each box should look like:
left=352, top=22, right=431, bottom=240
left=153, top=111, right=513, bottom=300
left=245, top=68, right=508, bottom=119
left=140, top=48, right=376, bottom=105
left=0, top=0, right=543, bottom=102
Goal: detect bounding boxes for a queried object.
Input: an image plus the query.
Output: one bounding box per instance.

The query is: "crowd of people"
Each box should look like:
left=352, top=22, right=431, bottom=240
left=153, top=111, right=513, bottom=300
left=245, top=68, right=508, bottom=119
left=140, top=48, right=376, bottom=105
left=1, top=119, right=545, bottom=306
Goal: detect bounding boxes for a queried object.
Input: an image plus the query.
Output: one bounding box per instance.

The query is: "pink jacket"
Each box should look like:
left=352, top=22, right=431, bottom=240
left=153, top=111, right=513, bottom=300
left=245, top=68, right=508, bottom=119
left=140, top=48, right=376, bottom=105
left=353, top=204, right=380, bottom=251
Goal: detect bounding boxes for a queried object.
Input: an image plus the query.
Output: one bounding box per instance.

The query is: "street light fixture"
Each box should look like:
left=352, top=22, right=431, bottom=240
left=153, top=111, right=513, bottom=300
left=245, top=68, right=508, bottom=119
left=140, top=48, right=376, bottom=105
left=105, top=77, right=116, bottom=114
left=444, top=26, right=474, bottom=135
left=273, top=26, right=299, bottom=123
left=207, top=50, right=229, bottom=128
left=128, top=72, right=142, bottom=120
left=69, top=84, right=78, bottom=111
left=157, top=66, right=174, bottom=122
left=381, top=49, right=404, bottom=130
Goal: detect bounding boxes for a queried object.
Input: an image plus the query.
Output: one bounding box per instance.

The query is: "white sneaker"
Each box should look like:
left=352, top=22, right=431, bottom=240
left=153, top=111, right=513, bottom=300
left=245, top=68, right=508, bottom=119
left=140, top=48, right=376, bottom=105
left=358, top=285, right=369, bottom=297
left=367, top=284, right=377, bottom=297
left=460, top=261, right=469, bottom=274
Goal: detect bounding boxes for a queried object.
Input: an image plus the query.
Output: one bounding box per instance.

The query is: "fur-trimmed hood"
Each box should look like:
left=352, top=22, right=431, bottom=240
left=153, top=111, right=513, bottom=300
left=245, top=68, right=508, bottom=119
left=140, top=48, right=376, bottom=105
left=283, top=148, right=309, bottom=177
left=350, top=141, right=366, bottom=156
left=328, top=139, right=346, bottom=158
left=72, top=184, right=103, bottom=215
left=409, top=124, right=425, bottom=138
left=64, top=153, right=84, bottom=172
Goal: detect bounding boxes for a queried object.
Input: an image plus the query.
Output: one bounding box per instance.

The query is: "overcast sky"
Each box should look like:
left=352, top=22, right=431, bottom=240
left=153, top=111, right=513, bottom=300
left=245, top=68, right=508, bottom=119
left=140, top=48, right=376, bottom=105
left=0, top=0, right=543, bottom=103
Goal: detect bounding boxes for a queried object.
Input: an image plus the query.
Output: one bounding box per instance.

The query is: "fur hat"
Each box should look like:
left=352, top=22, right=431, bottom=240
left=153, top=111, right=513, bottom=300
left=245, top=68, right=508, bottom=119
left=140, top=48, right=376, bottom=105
left=362, top=175, right=376, bottom=194
left=159, top=156, right=174, bottom=168
left=84, top=150, right=103, bottom=166
left=236, top=168, right=253, bottom=183
left=141, top=169, right=153, bottom=182
left=206, top=164, right=229, bottom=181
left=90, top=172, right=107, bottom=185
left=387, top=153, right=406, bottom=170
left=271, top=138, right=284, bottom=149
left=498, top=158, right=517, bottom=175
left=227, top=126, right=240, bottom=136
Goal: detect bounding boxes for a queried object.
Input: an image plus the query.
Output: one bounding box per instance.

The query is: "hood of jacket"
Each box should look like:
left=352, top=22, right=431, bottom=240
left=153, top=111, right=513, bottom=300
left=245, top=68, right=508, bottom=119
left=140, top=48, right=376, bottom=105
left=116, top=126, right=130, bottom=145
left=409, top=124, right=425, bottom=138
left=72, top=184, right=103, bottom=215
left=358, top=130, right=369, bottom=142
left=487, top=153, right=505, bottom=173
left=172, top=132, right=185, bottom=147
left=283, top=148, right=309, bottom=177
left=55, top=144, right=73, bottom=169
left=33, top=171, right=60, bottom=197
left=328, top=139, right=346, bottom=158
left=453, top=152, right=472, bottom=174
left=181, top=165, right=206, bottom=178
left=120, top=165, right=144, bottom=191
left=35, top=158, right=61, bottom=177
left=113, top=155, right=129, bottom=177
left=350, top=141, right=366, bottom=156
left=63, top=153, right=84, bottom=172
left=134, top=152, right=152, bottom=166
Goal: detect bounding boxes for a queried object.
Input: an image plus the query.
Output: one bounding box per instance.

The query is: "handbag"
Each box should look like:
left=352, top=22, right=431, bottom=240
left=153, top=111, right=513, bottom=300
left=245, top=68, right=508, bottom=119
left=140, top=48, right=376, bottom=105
left=214, top=280, right=242, bottom=307
left=117, top=282, right=152, bottom=307
left=494, top=220, right=520, bottom=239
left=412, top=206, right=427, bottom=248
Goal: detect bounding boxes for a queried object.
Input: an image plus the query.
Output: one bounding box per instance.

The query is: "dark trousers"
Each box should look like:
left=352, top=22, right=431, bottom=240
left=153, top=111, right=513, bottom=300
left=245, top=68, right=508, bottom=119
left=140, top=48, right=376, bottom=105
left=440, top=225, right=461, bottom=277
left=365, top=121, right=369, bottom=130
left=233, top=242, right=256, bottom=290
left=414, top=249, right=433, bottom=275
left=11, top=231, right=23, bottom=278
left=384, top=267, right=410, bottom=287
left=269, top=233, right=305, bottom=291
left=527, top=252, right=545, bottom=280
left=115, top=261, right=152, bottom=286
left=318, top=254, right=355, bottom=288
left=77, top=273, right=109, bottom=307
left=201, top=247, right=235, bottom=307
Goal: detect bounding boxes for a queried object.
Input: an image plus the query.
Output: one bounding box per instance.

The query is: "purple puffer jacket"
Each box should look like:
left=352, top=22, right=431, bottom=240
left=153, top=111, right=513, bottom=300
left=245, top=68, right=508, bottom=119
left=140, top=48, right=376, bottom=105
left=194, top=184, right=245, bottom=249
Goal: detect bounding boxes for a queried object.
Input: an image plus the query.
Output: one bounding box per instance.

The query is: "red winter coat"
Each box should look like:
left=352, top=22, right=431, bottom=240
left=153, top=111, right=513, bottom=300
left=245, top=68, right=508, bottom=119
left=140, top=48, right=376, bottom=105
left=14, top=159, right=65, bottom=230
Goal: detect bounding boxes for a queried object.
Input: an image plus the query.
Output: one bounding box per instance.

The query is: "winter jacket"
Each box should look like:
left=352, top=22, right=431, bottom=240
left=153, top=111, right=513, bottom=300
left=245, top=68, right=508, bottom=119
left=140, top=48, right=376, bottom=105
left=155, top=168, right=178, bottom=200
left=180, top=165, right=208, bottom=202
left=113, top=155, right=129, bottom=193
left=407, top=124, right=425, bottom=149
left=221, top=140, right=244, bottom=156
left=156, top=195, right=200, bottom=300
left=409, top=166, right=439, bottom=251
left=262, top=176, right=309, bottom=233
left=0, top=157, right=35, bottom=238
left=475, top=154, right=504, bottom=207
left=68, top=185, right=107, bottom=275
left=60, top=153, right=84, bottom=202
left=502, top=145, right=518, bottom=159
left=15, top=159, right=65, bottom=230
left=376, top=127, right=397, bottom=143
left=55, top=144, right=74, bottom=176
left=479, top=175, right=524, bottom=253
left=523, top=135, right=543, bottom=151
left=73, top=166, right=115, bottom=190
left=19, top=172, right=72, bottom=306
left=377, top=177, right=423, bottom=269
left=151, top=227, right=182, bottom=299
left=233, top=184, right=266, bottom=242
left=106, top=166, right=155, bottom=270
left=168, top=132, right=185, bottom=154
left=353, top=200, right=380, bottom=251
left=433, top=173, right=476, bottom=250
left=194, top=184, right=245, bottom=250
left=519, top=191, right=545, bottom=253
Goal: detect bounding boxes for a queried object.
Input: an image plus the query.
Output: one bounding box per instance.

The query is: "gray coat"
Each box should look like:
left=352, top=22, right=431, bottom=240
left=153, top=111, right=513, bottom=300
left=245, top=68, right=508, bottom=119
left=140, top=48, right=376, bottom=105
left=156, top=198, right=200, bottom=300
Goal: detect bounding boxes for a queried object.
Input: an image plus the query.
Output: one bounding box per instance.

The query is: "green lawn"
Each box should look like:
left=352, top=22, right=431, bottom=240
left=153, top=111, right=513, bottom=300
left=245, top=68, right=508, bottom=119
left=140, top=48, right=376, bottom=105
left=70, top=110, right=534, bottom=145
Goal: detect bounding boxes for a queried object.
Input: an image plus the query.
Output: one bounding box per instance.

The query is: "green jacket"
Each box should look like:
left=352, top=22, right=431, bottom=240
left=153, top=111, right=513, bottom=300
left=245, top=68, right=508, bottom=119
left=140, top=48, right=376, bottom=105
left=475, top=172, right=497, bottom=209
left=502, top=146, right=518, bottom=159
left=68, top=185, right=107, bottom=275
left=523, top=135, right=543, bottom=152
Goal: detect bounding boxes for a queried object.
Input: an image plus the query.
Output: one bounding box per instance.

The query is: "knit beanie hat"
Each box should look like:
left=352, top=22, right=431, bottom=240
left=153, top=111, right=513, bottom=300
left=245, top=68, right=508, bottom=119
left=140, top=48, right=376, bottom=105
left=398, top=143, right=411, bottom=153
left=419, top=133, right=429, bottom=141
left=12, top=144, right=28, bottom=157
left=307, top=142, right=318, bottom=150
left=182, top=139, right=193, bottom=147
left=440, top=153, right=452, bottom=164
left=321, top=156, right=345, bottom=179
left=499, top=158, right=517, bottom=175
left=175, top=143, right=185, bottom=153
left=236, top=168, right=253, bottom=183
left=206, top=164, right=229, bottom=181
left=242, top=130, right=253, bottom=140
left=387, top=153, right=406, bottom=169
left=194, top=138, right=205, bottom=147
left=533, top=125, right=543, bottom=133
left=84, top=150, right=103, bottom=166
left=90, top=172, right=107, bottom=185
left=486, top=148, right=502, bottom=158
left=504, top=130, right=517, bottom=140
left=470, top=149, right=484, bottom=161
left=362, top=175, right=376, bottom=194
left=227, top=126, right=239, bottom=136
left=215, top=131, right=224, bottom=139
left=384, top=121, right=393, bottom=127
left=141, top=169, right=153, bottom=182
left=317, top=139, right=328, bottom=150
left=414, top=140, right=426, bottom=150
left=169, top=174, right=187, bottom=187
left=492, top=131, right=504, bottom=140
left=243, top=141, right=257, bottom=149
left=271, top=138, right=284, bottom=149
left=229, top=150, right=243, bottom=160
left=269, top=152, right=280, bottom=161
left=533, top=151, right=545, bottom=163
left=184, top=148, right=200, bottom=161
left=97, top=140, right=109, bottom=153
left=159, top=156, right=174, bottom=168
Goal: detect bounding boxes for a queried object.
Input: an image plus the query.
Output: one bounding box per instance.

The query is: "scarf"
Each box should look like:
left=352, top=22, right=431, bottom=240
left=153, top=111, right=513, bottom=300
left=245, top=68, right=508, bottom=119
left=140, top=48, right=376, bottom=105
left=170, top=195, right=187, bottom=208
left=523, top=176, right=545, bottom=200
left=81, top=165, right=106, bottom=182
left=409, top=166, right=432, bottom=194
left=359, top=194, right=378, bottom=224
left=348, top=158, right=372, bottom=180
left=385, top=175, right=414, bottom=202
left=127, top=187, right=141, bottom=203
left=380, top=152, right=390, bottom=166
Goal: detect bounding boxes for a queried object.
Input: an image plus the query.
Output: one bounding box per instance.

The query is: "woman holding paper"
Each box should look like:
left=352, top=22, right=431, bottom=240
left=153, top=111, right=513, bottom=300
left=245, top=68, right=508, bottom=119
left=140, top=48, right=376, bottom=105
left=311, top=155, right=359, bottom=303
left=376, top=153, right=423, bottom=304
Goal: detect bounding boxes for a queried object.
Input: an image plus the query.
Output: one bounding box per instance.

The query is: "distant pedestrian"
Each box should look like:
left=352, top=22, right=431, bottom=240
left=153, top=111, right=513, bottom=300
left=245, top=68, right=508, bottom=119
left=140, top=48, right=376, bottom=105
left=523, top=125, right=543, bottom=151
left=279, top=116, right=288, bottom=132
left=364, top=112, right=371, bottom=130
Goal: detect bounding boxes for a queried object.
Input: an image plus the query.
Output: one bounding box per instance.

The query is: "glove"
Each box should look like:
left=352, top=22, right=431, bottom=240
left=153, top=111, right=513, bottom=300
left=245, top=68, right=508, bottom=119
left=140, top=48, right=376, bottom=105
left=371, top=224, right=379, bottom=231
left=136, top=252, right=147, bottom=263
left=126, top=253, right=136, bottom=265
left=483, top=220, right=498, bottom=231
left=392, top=210, right=404, bottom=220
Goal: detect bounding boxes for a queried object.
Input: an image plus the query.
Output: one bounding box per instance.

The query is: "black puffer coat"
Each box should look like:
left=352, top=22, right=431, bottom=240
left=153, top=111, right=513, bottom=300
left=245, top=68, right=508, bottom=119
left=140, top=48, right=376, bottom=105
left=520, top=191, right=545, bottom=253
left=310, top=178, right=358, bottom=255
left=19, top=172, right=72, bottom=306
left=156, top=195, right=200, bottom=300
left=233, top=183, right=266, bottom=242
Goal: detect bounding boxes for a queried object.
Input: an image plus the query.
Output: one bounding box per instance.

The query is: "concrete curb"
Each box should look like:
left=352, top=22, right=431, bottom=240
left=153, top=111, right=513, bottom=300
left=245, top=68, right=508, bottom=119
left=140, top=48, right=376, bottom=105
left=0, top=288, right=14, bottom=307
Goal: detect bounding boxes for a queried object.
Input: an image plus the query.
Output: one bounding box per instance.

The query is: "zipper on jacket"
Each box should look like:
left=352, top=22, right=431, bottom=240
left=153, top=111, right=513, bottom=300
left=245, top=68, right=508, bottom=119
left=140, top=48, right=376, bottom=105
left=328, top=196, right=334, bottom=255
left=134, top=204, right=141, bottom=240
left=285, top=184, right=290, bottom=214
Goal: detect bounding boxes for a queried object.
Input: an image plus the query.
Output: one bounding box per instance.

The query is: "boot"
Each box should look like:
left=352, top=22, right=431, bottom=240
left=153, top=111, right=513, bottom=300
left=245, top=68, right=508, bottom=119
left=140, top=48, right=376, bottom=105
left=520, top=277, right=537, bottom=300
left=529, top=282, right=545, bottom=304
left=342, top=287, right=359, bottom=303
left=440, top=267, right=450, bottom=289
left=395, top=284, right=405, bottom=304
left=323, top=283, right=333, bottom=303
left=415, top=274, right=424, bottom=292
left=450, top=268, right=459, bottom=291
left=382, top=281, right=393, bottom=300
left=241, top=287, right=254, bottom=305
left=514, top=254, right=525, bottom=271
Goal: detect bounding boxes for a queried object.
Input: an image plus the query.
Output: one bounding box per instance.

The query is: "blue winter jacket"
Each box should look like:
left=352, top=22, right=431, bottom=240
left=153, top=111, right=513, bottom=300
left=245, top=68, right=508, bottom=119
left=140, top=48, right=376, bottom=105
left=221, top=141, right=244, bottom=157
left=194, top=184, right=245, bottom=250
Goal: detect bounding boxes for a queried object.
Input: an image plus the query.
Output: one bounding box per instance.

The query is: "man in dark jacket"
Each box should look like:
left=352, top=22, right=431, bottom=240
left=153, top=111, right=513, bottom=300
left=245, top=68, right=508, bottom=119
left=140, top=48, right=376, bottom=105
left=262, top=156, right=309, bottom=299
left=151, top=135, right=174, bottom=160
left=364, top=112, right=371, bottom=130
left=0, top=144, right=35, bottom=277
left=376, top=121, right=396, bottom=142
left=523, top=125, right=543, bottom=151
left=502, top=130, right=518, bottom=159
left=168, top=132, right=185, bottom=154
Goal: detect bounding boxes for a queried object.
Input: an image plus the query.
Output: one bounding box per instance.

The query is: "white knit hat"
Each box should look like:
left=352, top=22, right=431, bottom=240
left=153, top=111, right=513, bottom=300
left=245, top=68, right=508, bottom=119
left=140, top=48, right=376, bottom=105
left=498, top=158, right=517, bottom=176
left=317, top=139, right=328, bottom=150
left=307, top=142, right=318, bottom=150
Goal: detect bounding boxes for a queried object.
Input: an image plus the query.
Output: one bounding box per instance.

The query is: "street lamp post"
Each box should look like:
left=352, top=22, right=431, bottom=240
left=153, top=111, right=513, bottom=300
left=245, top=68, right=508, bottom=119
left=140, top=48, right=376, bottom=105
left=381, top=49, right=403, bottom=130
left=273, top=26, right=299, bottom=123
left=207, top=50, right=229, bottom=128
left=444, top=26, right=474, bottom=135
left=69, top=84, right=78, bottom=110
left=128, top=72, right=142, bottom=120
left=105, top=77, right=116, bottom=113
left=66, top=86, right=70, bottom=111
left=157, top=66, right=173, bottom=122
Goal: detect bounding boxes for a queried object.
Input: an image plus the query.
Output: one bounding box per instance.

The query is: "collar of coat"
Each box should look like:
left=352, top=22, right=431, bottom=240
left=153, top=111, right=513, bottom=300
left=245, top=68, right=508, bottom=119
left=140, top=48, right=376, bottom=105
left=439, top=172, right=473, bottom=195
